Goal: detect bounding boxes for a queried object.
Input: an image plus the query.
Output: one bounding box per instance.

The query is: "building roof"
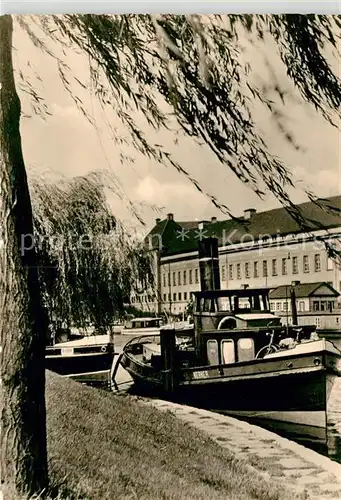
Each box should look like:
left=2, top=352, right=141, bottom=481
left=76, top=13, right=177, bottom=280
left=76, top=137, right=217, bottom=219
left=146, top=196, right=341, bottom=257
left=269, top=282, right=340, bottom=299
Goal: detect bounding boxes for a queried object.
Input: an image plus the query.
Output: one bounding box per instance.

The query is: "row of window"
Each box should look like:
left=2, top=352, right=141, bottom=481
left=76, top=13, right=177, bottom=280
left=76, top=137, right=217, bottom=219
left=131, top=294, right=156, bottom=303
left=316, top=316, right=340, bottom=326
left=132, top=291, right=191, bottom=304
left=163, top=269, right=199, bottom=288
left=227, top=253, right=330, bottom=281
left=312, top=300, right=336, bottom=312
left=163, top=292, right=189, bottom=303
left=207, top=338, right=254, bottom=365
left=162, top=253, right=333, bottom=289
left=269, top=300, right=336, bottom=313
left=270, top=301, right=305, bottom=312
left=133, top=293, right=339, bottom=309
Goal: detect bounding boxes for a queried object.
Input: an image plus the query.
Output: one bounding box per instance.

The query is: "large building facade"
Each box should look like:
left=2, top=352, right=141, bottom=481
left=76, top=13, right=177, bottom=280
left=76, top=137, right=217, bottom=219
left=131, top=196, right=341, bottom=322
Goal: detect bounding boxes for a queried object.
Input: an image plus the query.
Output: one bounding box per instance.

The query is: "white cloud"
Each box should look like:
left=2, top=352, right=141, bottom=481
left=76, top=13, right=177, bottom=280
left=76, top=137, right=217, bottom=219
left=134, top=176, right=201, bottom=204
left=13, top=17, right=341, bottom=231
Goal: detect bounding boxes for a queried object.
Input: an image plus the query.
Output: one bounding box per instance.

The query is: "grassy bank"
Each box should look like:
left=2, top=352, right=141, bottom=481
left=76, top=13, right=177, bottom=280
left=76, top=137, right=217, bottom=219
left=4, top=371, right=300, bottom=499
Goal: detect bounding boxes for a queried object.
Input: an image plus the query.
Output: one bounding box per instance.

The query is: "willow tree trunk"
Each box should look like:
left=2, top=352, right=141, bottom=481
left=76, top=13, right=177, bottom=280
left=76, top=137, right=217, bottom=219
left=0, top=15, right=49, bottom=496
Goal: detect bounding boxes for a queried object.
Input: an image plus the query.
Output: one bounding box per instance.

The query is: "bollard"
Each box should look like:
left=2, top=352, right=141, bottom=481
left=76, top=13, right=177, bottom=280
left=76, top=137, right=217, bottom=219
left=160, top=328, right=176, bottom=393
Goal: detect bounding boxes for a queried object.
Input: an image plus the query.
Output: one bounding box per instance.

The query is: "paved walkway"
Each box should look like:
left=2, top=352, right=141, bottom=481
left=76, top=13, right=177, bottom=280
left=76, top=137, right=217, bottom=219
left=137, top=398, right=341, bottom=500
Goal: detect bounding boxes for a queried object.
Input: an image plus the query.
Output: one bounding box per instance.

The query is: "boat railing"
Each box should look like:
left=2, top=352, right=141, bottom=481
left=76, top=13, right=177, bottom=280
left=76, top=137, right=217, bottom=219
left=123, top=331, right=194, bottom=353
left=123, top=334, right=161, bottom=350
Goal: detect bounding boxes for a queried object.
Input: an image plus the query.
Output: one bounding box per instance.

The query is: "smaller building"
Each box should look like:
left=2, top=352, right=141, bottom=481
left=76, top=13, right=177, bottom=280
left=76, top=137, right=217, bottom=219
left=269, top=281, right=341, bottom=330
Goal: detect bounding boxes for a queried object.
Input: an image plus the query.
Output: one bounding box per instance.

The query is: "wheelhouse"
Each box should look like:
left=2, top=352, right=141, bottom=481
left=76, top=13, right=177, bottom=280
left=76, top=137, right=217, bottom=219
left=193, top=288, right=271, bottom=316
left=192, top=288, right=278, bottom=334
left=190, top=287, right=307, bottom=364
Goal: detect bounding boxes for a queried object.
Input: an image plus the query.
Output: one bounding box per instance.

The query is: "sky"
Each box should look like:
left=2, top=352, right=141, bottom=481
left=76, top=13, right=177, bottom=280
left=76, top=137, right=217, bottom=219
left=13, top=15, right=341, bottom=234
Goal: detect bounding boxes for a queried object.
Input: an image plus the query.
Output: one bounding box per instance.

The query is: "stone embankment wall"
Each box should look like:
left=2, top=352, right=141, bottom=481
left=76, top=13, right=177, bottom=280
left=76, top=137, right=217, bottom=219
left=138, top=399, right=341, bottom=500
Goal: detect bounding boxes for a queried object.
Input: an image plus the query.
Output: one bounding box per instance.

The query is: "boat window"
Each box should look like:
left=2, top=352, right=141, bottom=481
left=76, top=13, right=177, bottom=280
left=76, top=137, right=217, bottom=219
left=221, top=340, right=235, bottom=364
left=233, top=296, right=239, bottom=310
left=261, top=293, right=269, bottom=310
left=239, top=297, right=252, bottom=309
left=237, top=338, right=255, bottom=362
left=248, top=293, right=269, bottom=311
left=200, top=298, right=216, bottom=313
left=252, top=294, right=261, bottom=310
left=207, top=340, right=219, bottom=365
left=216, top=296, right=232, bottom=312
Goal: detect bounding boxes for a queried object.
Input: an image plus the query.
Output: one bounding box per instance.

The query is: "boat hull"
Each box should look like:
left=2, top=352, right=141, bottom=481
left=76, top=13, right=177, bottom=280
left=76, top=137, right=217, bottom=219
left=46, top=352, right=114, bottom=386
left=46, top=335, right=115, bottom=387
left=120, top=345, right=341, bottom=440
left=176, top=369, right=329, bottom=440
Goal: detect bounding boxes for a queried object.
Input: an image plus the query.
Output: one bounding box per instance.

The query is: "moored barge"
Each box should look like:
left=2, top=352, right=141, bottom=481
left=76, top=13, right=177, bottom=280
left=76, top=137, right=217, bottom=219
left=46, top=334, right=115, bottom=386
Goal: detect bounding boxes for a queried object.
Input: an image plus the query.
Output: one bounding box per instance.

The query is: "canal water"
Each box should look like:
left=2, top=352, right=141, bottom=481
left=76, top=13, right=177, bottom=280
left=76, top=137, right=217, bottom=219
left=231, top=398, right=341, bottom=464
left=111, top=335, right=341, bottom=465
left=235, top=374, right=341, bottom=464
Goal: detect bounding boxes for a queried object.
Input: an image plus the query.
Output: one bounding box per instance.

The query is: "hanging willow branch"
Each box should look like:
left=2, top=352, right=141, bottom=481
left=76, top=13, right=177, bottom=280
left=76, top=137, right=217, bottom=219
left=17, top=14, right=341, bottom=257
left=30, top=172, right=155, bottom=332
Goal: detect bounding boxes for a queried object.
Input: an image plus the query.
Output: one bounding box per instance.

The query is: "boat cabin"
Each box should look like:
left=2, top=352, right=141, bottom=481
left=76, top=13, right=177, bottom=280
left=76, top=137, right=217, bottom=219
left=124, top=317, right=163, bottom=330
left=191, top=288, right=314, bottom=365
left=193, top=288, right=281, bottom=331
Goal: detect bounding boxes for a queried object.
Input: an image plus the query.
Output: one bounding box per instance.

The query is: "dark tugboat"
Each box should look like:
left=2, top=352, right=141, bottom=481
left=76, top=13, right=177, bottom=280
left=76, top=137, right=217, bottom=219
left=117, top=238, right=341, bottom=440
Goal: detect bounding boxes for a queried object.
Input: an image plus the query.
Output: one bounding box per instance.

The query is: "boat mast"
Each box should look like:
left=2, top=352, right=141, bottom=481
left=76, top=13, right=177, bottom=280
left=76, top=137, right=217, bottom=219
left=290, top=281, right=299, bottom=326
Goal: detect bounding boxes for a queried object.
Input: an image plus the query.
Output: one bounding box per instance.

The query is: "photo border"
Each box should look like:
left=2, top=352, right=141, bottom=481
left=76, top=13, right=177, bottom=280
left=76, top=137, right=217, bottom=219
left=2, top=1, right=340, bottom=15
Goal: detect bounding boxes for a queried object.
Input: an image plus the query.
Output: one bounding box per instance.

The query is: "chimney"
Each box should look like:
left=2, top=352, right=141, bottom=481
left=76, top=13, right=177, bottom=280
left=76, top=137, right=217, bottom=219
left=167, top=213, right=174, bottom=221
left=155, top=218, right=161, bottom=225
left=211, top=216, right=217, bottom=224
left=195, top=237, right=220, bottom=357
left=244, top=208, right=256, bottom=220
left=198, top=237, right=221, bottom=292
